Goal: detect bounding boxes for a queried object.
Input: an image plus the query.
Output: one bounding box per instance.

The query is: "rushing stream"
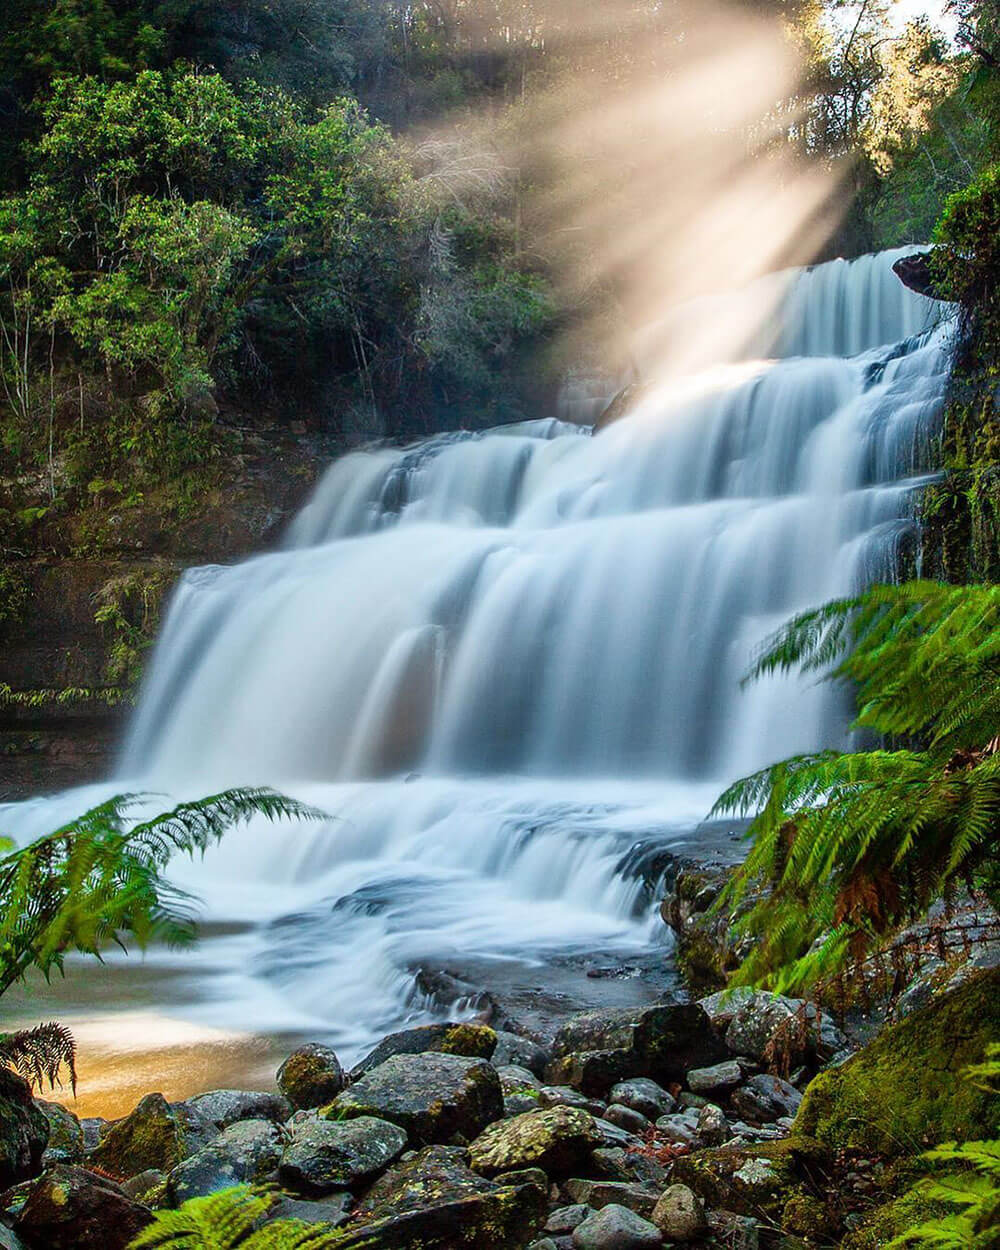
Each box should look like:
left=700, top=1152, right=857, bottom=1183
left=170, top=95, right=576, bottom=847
left=2, top=248, right=954, bottom=1103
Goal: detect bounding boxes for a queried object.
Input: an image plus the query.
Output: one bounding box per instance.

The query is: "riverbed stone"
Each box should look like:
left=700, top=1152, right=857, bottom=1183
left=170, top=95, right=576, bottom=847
left=277, top=1044, right=346, bottom=1110
left=697, top=1102, right=732, bottom=1145
left=90, top=1093, right=217, bottom=1178
left=653, top=1114, right=701, bottom=1148
left=350, top=1024, right=497, bottom=1079
left=183, top=1088, right=292, bottom=1128
left=652, top=1183, right=706, bottom=1241
left=497, top=1065, right=543, bottom=1095
left=0, top=1071, right=48, bottom=1189
left=687, top=1059, right=743, bottom=1095
left=12, top=1164, right=152, bottom=1250
left=571, top=1203, right=662, bottom=1249
left=331, top=1053, right=502, bottom=1146
left=724, top=994, right=845, bottom=1065
left=547, top=1003, right=725, bottom=1096
left=732, top=1075, right=803, bottom=1125
left=546, top=1204, right=593, bottom=1233
left=354, top=1144, right=495, bottom=1218
left=607, top=1078, right=674, bottom=1120
left=492, top=1031, right=550, bottom=1077
left=469, top=1105, right=602, bottom=1177
left=168, top=1118, right=283, bottom=1203
left=670, top=1138, right=826, bottom=1220
left=602, top=1105, right=649, bottom=1136
left=563, top=1180, right=658, bottom=1219
left=35, top=1101, right=83, bottom=1167
left=264, top=1191, right=352, bottom=1227
left=279, top=1115, right=407, bottom=1194
left=539, top=1086, right=605, bottom=1116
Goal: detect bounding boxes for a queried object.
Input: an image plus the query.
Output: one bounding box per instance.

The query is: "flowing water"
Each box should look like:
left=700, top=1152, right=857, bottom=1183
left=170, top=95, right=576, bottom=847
left=2, top=248, right=954, bottom=1106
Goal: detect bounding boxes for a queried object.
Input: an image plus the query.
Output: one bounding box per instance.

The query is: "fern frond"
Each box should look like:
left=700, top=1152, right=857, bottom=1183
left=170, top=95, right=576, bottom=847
left=128, top=1186, right=347, bottom=1250
left=0, top=1022, right=76, bottom=1093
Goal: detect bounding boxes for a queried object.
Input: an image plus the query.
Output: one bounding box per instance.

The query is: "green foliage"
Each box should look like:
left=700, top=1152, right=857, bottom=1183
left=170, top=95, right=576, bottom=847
left=128, top=1184, right=345, bottom=1249
left=888, top=1048, right=1000, bottom=1248
left=93, top=567, right=174, bottom=694
left=0, top=787, right=322, bottom=997
left=712, top=580, right=1000, bottom=992
left=0, top=1021, right=76, bottom=1092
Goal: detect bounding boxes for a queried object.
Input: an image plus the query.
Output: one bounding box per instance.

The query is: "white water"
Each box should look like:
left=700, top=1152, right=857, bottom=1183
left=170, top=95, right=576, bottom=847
left=3, top=249, right=953, bottom=1062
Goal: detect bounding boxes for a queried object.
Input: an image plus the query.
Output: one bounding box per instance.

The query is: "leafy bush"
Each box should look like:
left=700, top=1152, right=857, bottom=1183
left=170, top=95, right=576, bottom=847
left=712, top=581, right=1000, bottom=993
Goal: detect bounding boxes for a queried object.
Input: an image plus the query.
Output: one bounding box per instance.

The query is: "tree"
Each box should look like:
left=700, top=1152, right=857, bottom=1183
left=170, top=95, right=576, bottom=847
left=711, top=581, right=1000, bottom=993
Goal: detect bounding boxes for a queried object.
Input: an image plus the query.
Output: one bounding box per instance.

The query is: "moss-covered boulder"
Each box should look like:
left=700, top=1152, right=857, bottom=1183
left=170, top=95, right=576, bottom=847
left=469, top=1105, right=602, bottom=1177
left=277, top=1044, right=346, bottom=1110
left=36, top=1101, right=83, bottom=1166
left=329, top=1053, right=503, bottom=1146
left=89, top=1093, right=217, bottom=1179
left=12, top=1164, right=153, bottom=1250
left=350, top=1024, right=497, bottom=1079
left=279, top=1115, right=407, bottom=1195
left=795, top=967, right=1000, bottom=1157
left=354, top=1144, right=498, bottom=1218
left=167, top=1118, right=284, bottom=1204
left=0, top=1071, right=48, bottom=1189
left=669, top=1138, right=830, bottom=1222
left=182, top=1088, right=291, bottom=1128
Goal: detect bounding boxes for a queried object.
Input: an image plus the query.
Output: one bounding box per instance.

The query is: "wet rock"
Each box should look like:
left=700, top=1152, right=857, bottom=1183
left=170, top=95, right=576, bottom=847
left=696, top=1103, right=732, bottom=1145
left=79, top=1118, right=106, bottom=1153
left=35, top=1101, right=81, bottom=1167
left=588, top=1147, right=632, bottom=1181
left=120, top=1169, right=165, bottom=1203
left=724, top=993, right=844, bottom=1065
left=168, top=1118, right=283, bottom=1203
left=563, top=1180, right=658, bottom=1219
left=492, top=1031, right=550, bottom=1077
left=548, top=1003, right=725, bottom=1097
left=280, top=1115, right=407, bottom=1194
left=699, top=987, right=757, bottom=1031
left=607, top=1078, right=674, bottom=1120
left=602, top=1105, right=649, bottom=1136
left=731, top=1075, right=803, bottom=1125
left=653, top=1114, right=701, bottom=1148
left=0, top=1071, right=48, bottom=1189
left=539, top=1086, right=605, bottom=1116
left=505, top=1094, right=542, bottom=1117
left=265, top=1192, right=352, bottom=1226
left=529, top=1241, right=560, bottom=1250
left=687, top=1059, right=743, bottom=1095
left=469, top=1106, right=601, bottom=1177
left=277, top=1044, right=346, bottom=1110
left=707, top=1209, right=761, bottom=1250
left=493, top=1166, right=548, bottom=1191
left=497, top=1065, right=543, bottom=1095
left=335, top=1172, right=546, bottom=1249
left=592, top=1119, right=642, bottom=1151
left=350, top=1024, right=496, bottom=1079
left=652, top=1183, right=706, bottom=1241
left=546, top=1204, right=593, bottom=1233
left=12, top=1164, right=152, bottom=1250
left=571, top=1202, right=662, bottom=1249
left=332, top=1053, right=502, bottom=1146
left=670, top=1139, right=826, bottom=1220
left=183, top=1088, right=292, bottom=1128
left=677, top=1091, right=709, bottom=1110
left=90, top=1093, right=217, bottom=1179
left=355, top=1144, right=494, bottom=1218
left=893, top=252, right=946, bottom=300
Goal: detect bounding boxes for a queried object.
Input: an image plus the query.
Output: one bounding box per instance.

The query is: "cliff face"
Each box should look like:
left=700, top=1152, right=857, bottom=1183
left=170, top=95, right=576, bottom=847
left=0, top=432, right=321, bottom=801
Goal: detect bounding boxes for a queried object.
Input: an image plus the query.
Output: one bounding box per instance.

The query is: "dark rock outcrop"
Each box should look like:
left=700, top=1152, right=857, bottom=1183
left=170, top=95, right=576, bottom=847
left=279, top=1115, right=407, bottom=1194
left=0, top=1072, right=49, bottom=1190
left=350, top=1023, right=497, bottom=1080
left=12, top=1165, right=152, bottom=1250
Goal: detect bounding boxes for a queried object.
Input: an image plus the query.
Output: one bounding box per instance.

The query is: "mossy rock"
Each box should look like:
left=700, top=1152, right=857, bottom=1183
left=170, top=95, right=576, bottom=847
left=669, top=1138, right=829, bottom=1222
left=841, top=1188, right=953, bottom=1250
left=468, top=1105, right=602, bottom=1177
left=90, top=1093, right=217, bottom=1179
left=0, top=1070, right=49, bottom=1189
left=277, top=1044, right=346, bottom=1110
left=795, top=967, right=1000, bottom=1158
left=350, top=1025, right=496, bottom=1080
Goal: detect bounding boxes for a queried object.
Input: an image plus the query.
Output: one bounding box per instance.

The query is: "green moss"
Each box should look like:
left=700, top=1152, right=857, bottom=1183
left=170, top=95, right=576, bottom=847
left=676, top=928, right=730, bottom=994
left=795, top=968, right=1000, bottom=1158
left=90, top=1093, right=190, bottom=1178
left=781, top=1192, right=833, bottom=1240
left=436, top=1025, right=496, bottom=1059
left=841, top=1188, right=951, bottom=1250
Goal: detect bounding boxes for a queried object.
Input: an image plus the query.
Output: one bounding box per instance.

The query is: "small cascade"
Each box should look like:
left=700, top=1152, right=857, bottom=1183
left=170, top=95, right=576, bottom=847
left=5, top=249, right=954, bottom=1061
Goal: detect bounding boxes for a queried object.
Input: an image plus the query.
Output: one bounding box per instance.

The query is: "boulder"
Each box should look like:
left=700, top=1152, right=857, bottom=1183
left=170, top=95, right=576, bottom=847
left=350, top=1024, right=496, bottom=1079
left=183, top=1088, right=292, bottom=1128
left=497, top=1065, right=543, bottom=1095
left=120, top=1169, right=165, bottom=1204
left=279, top=1115, right=407, bottom=1194
left=354, top=1144, right=496, bottom=1218
left=707, top=1210, right=761, bottom=1250
left=562, top=1179, right=659, bottom=1218
left=264, top=1192, right=352, bottom=1227
left=546, top=1204, right=593, bottom=1233
left=0, top=1071, right=48, bottom=1189
left=331, top=1053, right=502, bottom=1146
left=607, top=1079, right=674, bottom=1120
left=652, top=1183, right=706, bottom=1241
left=492, top=1031, right=550, bottom=1077
left=602, top=1105, right=649, bottom=1136
left=731, top=1075, right=802, bottom=1125
left=12, top=1164, right=152, bottom=1250
left=79, top=1118, right=106, bottom=1152
left=795, top=967, right=1000, bottom=1157
left=653, top=1114, right=701, bottom=1148
left=35, top=1101, right=83, bottom=1167
left=277, top=1045, right=346, bottom=1110
left=699, top=988, right=758, bottom=1031
left=469, top=1106, right=601, bottom=1178
left=90, top=1093, right=217, bottom=1179
left=547, top=1003, right=725, bottom=1097
left=571, top=1202, right=662, bottom=1249
left=670, top=1138, right=827, bottom=1221
left=724, top=993, right=844, bottom=1065
left=539, top=1086, right=605, bottom=1116
left=167, top=1118, right=283, bottom=1204
left=687, top=1059, right=743, bottom=1095
left=334, top=1173, right=546, bottom=1249
left=696, top=1103, right=732, bottom=1146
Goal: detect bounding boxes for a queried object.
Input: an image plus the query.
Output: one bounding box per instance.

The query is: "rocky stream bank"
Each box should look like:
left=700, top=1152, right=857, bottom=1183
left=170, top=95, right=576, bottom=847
left=0, top=949, right=997, bottom=1250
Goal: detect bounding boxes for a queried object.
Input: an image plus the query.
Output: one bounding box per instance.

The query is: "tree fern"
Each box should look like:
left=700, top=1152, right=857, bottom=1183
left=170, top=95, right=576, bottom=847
left=0, top=1022, right=76, bottom=1092
left=0, top=788, right=324, bottom=996
left=714, top=582, right=1000, bottom=992
left=128, top=1186, right=347, bottom=1249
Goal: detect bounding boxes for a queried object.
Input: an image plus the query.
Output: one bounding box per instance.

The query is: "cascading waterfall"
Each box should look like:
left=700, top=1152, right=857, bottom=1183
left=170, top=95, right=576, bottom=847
left=5, top=248, right=955, bottom=1059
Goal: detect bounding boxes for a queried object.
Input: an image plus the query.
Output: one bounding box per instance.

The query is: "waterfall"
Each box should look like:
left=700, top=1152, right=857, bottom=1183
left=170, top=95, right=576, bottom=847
left=5, top=249, right=955, bottom=1058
